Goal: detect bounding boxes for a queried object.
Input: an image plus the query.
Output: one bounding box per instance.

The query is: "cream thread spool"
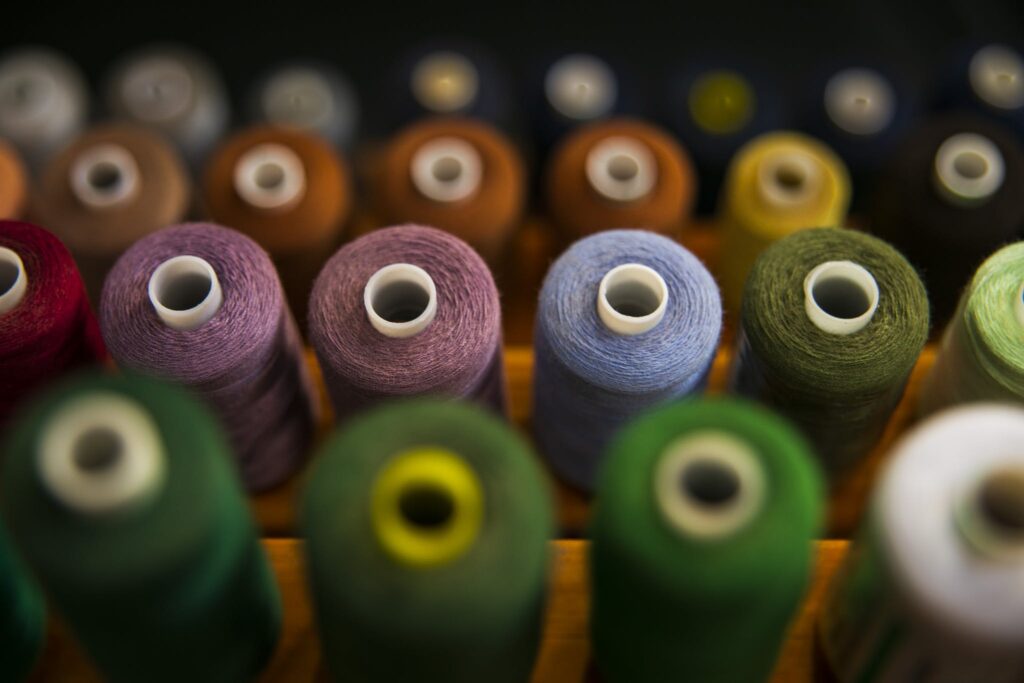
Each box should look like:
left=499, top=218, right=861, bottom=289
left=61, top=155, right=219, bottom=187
left=69, top=144, right=141, bottom=210
left=147, top=255, right=223, bottom=331
left=411, top=51, right=480, bottom=114
left=970, top=45, right=1024, bottom=111
left=363, top=263, right=437, bottom=339
left=803, top=261, right=880, bottom=335
left=585, top=136, right=658, bottom=202
left=233, top=143, right=307, bottom=212
left=596, top=263, right=668, bottom=336
left=0, top=246, right=28, bottom=315
left=410, top=137, right=483, bottom=203
left=545, top=54, right=617, bottom=121
left=824, top=68, right=896, bottom=136
left=933, top=132, right=1005, bottom=206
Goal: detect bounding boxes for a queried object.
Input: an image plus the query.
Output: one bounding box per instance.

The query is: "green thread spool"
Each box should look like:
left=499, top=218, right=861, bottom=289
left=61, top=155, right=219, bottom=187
left=731, top=227, right=929, bottom=483
left=301, top=399, right=554, bottom=683
left=0, top=372, right=280, bottom=683
left=920, top=241, right=1024, bottom=417
left=0, top=525, right=45, bottom=682
left=590, top=398, right=823, bottom=683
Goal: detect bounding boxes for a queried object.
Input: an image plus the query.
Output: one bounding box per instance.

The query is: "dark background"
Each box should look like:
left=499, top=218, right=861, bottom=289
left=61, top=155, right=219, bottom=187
left=4, top=0, right=1023, bottom=128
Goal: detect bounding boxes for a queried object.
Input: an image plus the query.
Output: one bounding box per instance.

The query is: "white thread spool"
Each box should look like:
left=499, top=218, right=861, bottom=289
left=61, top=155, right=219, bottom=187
left=410, top=137, right=483, bottom=203
left=756, top=149, right=822, bottom=209
left=824, top=68, right=896, bottom=136
left=0, top=246, right=27, bottom=315
left=545, top=54, right=617, bottom=121
left=233, top=143, right=307, bottom=211
left=37, top=393, right=167, bottom=515
left=411, top=51, right=479, bottom=114
left=970, top=44, right=1024, bottom=111
left=803, top=261, right=880, bottom=335
left=654, top=431, right=766, bottom=539
left=69, top=144, right=141, bottom=209
left=597, top=263, right=668, bottom=336
left=259, top=66, right=358, bottom=148
left=148, top=255, right=223, bottom=331
left=585, top=136, right=658, bottom=202
left=933, top=133, right=1005, bottom=206
left=364, top=263, right=437, bottom=338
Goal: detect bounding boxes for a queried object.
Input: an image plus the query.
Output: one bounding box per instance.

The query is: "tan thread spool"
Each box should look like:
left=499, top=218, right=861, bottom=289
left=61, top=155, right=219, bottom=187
left=202, top=125, right=351, bottom=322
left=0, top=138, right=27, bottom=219
left=371, top=117, right=525, bottom=265
left=30, top=124, right=191, bottom=301
left=545, top=118, right=696, bottom=240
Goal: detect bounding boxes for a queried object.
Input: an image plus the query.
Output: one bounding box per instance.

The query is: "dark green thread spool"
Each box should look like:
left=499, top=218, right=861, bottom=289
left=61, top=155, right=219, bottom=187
left=0, top=525, right=44, bottom=682
left=301, top=399, right=554, bottom=683
left=0, top=372, right=280, bottom=683
left=590, top=398, right=823, bottom=683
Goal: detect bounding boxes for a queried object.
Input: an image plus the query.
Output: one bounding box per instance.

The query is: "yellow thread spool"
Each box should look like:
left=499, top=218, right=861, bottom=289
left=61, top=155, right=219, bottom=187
left=688, top=70, right=757, bottom=136
left=718, top=132, right=850, bottom=313
left=371, top=448, right=483, bottom=568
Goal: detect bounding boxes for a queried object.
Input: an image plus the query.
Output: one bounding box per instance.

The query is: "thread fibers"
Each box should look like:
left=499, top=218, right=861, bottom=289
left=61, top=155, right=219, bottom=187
left=533, top=229, right=721, bottom=491
left=0, top=525, right=44, bottom=682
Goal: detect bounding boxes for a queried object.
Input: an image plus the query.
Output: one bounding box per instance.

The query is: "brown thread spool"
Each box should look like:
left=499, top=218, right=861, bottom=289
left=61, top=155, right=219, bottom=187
left=0, top=139, right=27, bottom=219
left=202, top=125, right=351, bottom=323
left=544, top=118, right=696, bottom=240
left=30, top=124, right=190, bottom=301
left=371, top=117, right=525, bottom=265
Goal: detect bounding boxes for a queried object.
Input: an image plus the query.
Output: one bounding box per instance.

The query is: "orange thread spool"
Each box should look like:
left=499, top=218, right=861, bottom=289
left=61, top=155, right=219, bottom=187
left=0, top=139, right=27, bottom=219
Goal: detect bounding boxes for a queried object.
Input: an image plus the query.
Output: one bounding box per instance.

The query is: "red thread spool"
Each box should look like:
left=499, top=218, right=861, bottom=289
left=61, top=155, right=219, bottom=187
left=0, top=220, right=106, bottom=424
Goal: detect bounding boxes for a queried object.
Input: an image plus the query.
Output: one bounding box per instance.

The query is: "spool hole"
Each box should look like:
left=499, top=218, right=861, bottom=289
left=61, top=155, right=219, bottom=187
left=774, top=162, right=806, bottom=193
left=87, top=161, right=123, bottom=193
left=154, top=269, right=213, bottom=312
left=953, top=150, right=989, bottom=180
left=72, top=427, right=124, bottom=474
left=977, top=471, right=1024, bottom=542
left=254, top=161, right=286, bottom=190
left=680, top=459, right=740, bottom=507
left=605, top=279, right=662, bottom=318
left=607, top=154, right=639, bottom=182
left=811, top=275, right=872, bottom=320
left=0, top=258, right=19, bottom=297
left=398, top=483, right=455, bottom=530
left=371, top=279, right=431, bottom=323
left=431, top=155, right=463, bottom=183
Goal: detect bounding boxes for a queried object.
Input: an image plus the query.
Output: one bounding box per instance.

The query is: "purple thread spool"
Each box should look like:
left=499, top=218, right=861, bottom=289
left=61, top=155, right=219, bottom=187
left=309, top=224, right=505, bottom=420
left=99, top=222, right=317, bottom=491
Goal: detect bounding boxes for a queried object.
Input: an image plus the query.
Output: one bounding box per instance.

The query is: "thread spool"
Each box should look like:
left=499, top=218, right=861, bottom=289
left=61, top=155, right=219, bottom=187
left=544, top=118, right=696, bottom=241
left=0, top=138, right=27, bottom=218
left=919, top=242, right=1024, bottom=417
left=731, top=227, right=928, bottom=483
left=819, top=404, right=1024, bottom=682
left=248, top=62, right=360, bottom=150
left=301, top=399, right=553, bottom=683
left=100, top=223, right=317, bottom=491
left=935, top=43, right=1024, bottom=139
left=0, top=523, right=44, bottom=682
left=30, top=124, right=190, bottom=302
left=371, top=118, right=524, bottom=265
left=869, top=113, right=1024, bottom=324
left=0, top=220, right=106, bottom=424
left=532, top=229, right=721, bottom=491
left=310, top=224, right=505, bottom=421
left=664, top=60, right=786, bottom=213
left=0, top=47, right=87, bottom=171
left=0, top=372, right=280, bottom=682
left=718, top=131, right=850, bottom=313
left=590, top=398, right=823, bottom=683
left=105, top=45, right=229, bottom=168
left=202, top=125, right=351, bottom=322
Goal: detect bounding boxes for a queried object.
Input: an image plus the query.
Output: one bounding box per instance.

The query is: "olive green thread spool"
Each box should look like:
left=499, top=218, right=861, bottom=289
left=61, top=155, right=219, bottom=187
left=731, top=228, right=929, bottom=483
left=301, top=399, right=553, bottom=683
left=0, top=525, right=44, bottom=682
left=0, top=372, right=280, bottom=683
left=590, top=398, right=823, bottom=683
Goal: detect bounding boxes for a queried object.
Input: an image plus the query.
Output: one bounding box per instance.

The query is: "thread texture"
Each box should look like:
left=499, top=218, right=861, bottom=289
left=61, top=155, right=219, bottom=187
left=590, top=398, right=823, bottom=683
left=302, top=399, right=553, bottom=683
left=0, top=220, right=106, bottom=425
left=732, top=228, right=929, bottom=482
left=100, top=222, right=317, bottom=491
left=310, top=224, right=505, bottom=421
left=0, top=372, right=281, bottom=683
left=533, top=229, right=721, bottom=491
left=0, top=525, right=44, bottom=682
left=920, top=242, right=1024, bottom=416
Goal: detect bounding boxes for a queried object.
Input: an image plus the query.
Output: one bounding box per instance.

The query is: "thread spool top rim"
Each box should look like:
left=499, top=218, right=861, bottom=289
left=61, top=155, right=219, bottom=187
left=371, top=447, right=484, bottom=568
left=655, top=430, right=766, bottom=540
left=409, top=136, right=483, bottom=203
left=585, top=136, right=658, bottom=202
left=233, top=142, right=307, bottom=211
left=824, top=67, right=896, bottom=136
left=119, top=55, right=195, bottom=123
left=37, top=393, right=167, bottom=516
left=957, top=466, right=1024, bottom=561
left=803, top=260, right=880, bottom=335
left=597, top=263, right=669, bottom=336
left=410, top=51, right=479, bottom=114
left=0, top=245, right=27, bottom=315
left=69, top=143, right=141, bottom=210
left=545, top=53, right=618, bottom=121
left=261, top=68, right=335, bottom=129
left=147, top=255, right=224, bottom=331
left=933, top=132, right=1005, bottom=206
left=970, top=44, right=1024, bottom=111
left=364, top=263, right=438, bottom=338
left=755, top=148, right=823, bottom=209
